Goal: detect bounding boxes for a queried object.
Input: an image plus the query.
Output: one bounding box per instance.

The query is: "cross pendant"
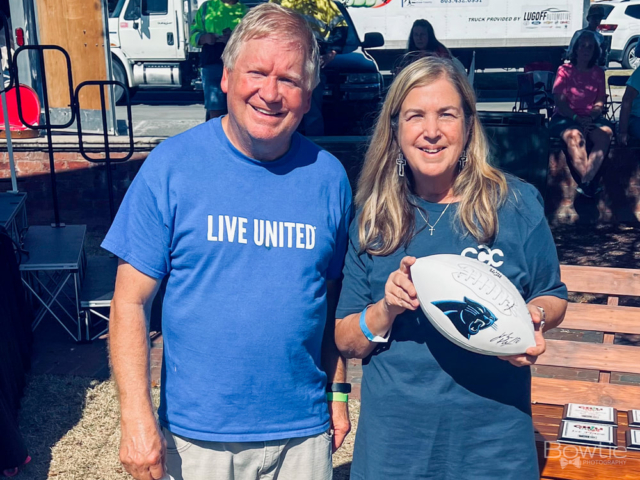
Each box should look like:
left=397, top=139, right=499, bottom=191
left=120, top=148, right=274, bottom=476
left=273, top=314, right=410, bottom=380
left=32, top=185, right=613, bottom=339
left=429, top=226, right=435, bottom=235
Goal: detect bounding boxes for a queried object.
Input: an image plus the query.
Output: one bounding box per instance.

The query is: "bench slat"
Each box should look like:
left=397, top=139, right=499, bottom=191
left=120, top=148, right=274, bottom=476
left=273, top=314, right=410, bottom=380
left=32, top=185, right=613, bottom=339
left=560, top=303, right=640, bottom=335
left=537, top=339, right=640, bottom=375
left=538, top=446, right=640, bottom=480
left=532, top=376, right=640, bottom=410
left=561, top=265, right=640, bottom=296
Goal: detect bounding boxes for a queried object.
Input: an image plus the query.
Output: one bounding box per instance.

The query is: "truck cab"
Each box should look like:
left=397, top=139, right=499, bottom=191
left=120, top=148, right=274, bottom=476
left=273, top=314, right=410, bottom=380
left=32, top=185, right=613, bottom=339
left=108, top=0, right=198, bottom=100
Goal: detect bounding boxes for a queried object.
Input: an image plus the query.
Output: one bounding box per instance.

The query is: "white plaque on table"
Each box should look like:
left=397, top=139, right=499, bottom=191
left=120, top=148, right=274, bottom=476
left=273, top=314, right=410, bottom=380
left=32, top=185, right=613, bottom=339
left=558, top=420, right=617, bottom=447
left=626, top=429, right=640, bottom=451
left=563, top=403, right=617, bottom=424
left=626, top=430, right=640, bottom=451
left=628, top=410, right=640, bottom=428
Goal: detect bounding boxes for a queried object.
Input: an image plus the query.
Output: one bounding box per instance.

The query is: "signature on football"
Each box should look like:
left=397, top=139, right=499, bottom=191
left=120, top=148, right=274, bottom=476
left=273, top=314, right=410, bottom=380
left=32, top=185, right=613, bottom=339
left=489, top=332, right=522, bottom=346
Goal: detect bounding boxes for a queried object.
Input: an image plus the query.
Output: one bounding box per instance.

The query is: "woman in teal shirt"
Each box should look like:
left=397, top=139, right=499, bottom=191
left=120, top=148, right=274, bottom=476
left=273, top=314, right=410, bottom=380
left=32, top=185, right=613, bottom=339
left=334, top=56, right=568, bottom=480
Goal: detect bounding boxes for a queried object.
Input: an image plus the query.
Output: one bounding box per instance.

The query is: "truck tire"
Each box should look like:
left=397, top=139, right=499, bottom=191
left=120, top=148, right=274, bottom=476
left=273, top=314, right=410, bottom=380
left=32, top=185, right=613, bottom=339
left=111, top=59, right=133, bottom=104
left=622, top=40, right=639, bottom=70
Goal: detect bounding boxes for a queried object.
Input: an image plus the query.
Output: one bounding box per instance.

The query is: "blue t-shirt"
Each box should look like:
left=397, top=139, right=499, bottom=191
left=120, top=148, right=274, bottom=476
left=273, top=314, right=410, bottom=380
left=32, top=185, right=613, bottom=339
left=626, top=67, right=640, bottom=119
left=336, top=178, right=567, bottom=480
left=102, top=118, right=352, bottom=442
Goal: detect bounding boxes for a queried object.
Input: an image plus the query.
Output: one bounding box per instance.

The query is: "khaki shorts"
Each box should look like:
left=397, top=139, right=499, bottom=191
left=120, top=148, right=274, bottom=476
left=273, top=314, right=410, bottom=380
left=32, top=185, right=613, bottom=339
left=162, top=427, right=333, bottom=480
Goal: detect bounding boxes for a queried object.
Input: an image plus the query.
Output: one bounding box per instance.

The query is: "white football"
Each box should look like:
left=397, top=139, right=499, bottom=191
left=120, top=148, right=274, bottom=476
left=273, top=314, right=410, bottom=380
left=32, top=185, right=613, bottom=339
left=410, top=254, right=536, bottom=356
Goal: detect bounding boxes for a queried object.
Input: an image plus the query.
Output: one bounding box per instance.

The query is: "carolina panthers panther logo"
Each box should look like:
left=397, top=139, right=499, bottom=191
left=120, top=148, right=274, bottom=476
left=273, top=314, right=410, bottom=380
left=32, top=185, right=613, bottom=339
left=432, top=297, right=499, bottom=339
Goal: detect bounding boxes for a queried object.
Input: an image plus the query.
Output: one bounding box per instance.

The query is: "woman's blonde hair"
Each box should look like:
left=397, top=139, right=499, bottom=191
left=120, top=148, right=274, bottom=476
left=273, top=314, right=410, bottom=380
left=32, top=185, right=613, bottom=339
left=357, top=56, right=507, bottom=255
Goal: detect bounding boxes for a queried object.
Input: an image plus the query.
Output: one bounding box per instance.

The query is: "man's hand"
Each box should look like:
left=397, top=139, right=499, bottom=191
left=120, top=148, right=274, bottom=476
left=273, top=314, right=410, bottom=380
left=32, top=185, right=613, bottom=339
left=119, top=416, right=167, bottom=480
left=198, top=33, right=218, bottom=45
left=218, top=28, right=232, bottom=43
left=498, top=304, right=546, bottom=367
left=328, top=400, right=351, bottom=453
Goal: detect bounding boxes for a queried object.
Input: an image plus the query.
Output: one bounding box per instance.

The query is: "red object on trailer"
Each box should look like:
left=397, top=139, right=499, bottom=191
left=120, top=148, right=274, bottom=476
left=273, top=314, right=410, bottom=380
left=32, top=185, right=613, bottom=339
left=15, top=28, right=24, bottom=47
left=0, top=84, right=41, bottom=131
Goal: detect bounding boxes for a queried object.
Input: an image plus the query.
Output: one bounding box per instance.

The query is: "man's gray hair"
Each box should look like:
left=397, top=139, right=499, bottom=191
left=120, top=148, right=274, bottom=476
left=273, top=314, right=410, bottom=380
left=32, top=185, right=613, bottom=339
left=222, top=3, right=321, bottom=91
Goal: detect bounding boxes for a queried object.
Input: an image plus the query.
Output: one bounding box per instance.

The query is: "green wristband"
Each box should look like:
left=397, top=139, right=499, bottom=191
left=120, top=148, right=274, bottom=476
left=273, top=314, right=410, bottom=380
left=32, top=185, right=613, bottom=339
left=327, top=392, right=349, bottom=402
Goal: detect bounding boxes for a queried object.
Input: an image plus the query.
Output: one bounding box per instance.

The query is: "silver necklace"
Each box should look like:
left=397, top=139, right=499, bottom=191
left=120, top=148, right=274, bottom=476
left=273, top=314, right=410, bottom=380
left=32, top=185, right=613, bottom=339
left=416, top=203, right=451, bottom=236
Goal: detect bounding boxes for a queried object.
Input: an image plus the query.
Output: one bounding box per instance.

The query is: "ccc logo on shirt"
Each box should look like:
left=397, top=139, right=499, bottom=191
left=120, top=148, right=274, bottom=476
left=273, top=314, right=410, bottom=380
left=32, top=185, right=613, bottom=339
left=461, top=245, right=505, bottom=268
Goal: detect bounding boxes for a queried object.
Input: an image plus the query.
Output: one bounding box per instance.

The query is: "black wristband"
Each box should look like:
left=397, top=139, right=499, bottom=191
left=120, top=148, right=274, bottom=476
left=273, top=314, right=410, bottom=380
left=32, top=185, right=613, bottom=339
left=326, top=383, right=351, bottom=393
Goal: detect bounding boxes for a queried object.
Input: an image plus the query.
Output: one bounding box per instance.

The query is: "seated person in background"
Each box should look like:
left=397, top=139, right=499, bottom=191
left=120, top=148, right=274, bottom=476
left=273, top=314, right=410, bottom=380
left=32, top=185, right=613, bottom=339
left=394, top=19, right=467, bottom=76
left=407, top=19, right=450, bottom=58
left=618, top=67, right=640, bottom=145
left=566, top=4, right=608, bottom=68
left=550, top=31, right=613, bottom=198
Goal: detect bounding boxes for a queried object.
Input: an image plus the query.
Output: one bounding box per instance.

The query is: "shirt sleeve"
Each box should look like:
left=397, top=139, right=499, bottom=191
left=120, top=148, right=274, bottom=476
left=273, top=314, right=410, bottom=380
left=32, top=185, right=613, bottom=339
left=101, top=159, right=171, bottom=279
left=523, top=216, right=568, bottom=302
left=326, top=176, right=353, bottom=280
left=189, top=3, right=207, bottom=48
left=596, top=67, right=606, bottom=101
left=335, top=217, right=374, bottom=319
left=627, top=68, right=640, bottom=93
left=552, top=65, right=568, bottom=96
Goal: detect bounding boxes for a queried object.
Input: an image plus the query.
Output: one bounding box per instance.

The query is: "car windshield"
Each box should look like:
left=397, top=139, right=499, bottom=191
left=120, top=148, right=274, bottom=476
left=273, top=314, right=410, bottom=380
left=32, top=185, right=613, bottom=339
left=109, top=0, right=127, bottom=18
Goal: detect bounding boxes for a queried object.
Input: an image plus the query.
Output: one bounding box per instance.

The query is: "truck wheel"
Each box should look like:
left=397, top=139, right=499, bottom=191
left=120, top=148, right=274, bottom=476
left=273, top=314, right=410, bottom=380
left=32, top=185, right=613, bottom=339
left=111, top=60, right=132, bottom=104
left=622, top=40, right=639, bottom=70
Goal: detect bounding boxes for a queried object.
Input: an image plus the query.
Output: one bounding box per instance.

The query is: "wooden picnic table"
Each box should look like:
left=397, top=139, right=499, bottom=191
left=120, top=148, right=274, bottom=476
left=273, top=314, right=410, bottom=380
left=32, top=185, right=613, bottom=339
left=534, top=404, right=640, bottom=479
left=530, top=264, right=640, bottom=480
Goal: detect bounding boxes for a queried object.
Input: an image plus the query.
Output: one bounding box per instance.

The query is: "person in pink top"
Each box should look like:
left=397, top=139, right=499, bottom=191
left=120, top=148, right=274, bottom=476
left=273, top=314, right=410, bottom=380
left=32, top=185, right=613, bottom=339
left=550, top=31, right=613, bottom=198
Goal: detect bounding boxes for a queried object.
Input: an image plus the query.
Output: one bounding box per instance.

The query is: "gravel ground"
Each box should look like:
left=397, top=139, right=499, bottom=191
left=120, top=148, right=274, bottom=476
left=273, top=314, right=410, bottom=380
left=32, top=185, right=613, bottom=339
left=552, top=223, right=640, bottom=269
left=16, top=376, right=359, bottom=480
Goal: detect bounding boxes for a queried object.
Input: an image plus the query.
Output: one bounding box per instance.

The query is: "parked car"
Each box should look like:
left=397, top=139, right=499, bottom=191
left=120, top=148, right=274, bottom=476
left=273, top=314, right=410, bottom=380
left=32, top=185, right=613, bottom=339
left=321, top=1, right=385, bottom=135
left=595, top=0, right=640, bottom=69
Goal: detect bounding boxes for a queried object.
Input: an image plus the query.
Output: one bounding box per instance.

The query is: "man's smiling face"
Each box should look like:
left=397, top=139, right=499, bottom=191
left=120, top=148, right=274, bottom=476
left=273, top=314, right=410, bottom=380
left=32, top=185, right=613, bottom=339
left=221, top=36, right=312, bottom=158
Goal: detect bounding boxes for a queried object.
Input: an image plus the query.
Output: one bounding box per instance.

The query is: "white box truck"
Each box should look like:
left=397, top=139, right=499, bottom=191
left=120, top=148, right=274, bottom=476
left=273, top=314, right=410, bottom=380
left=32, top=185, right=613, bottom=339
left=107, top=0, right=201, bottom=101
left=344, top=0, right=591, bottom=70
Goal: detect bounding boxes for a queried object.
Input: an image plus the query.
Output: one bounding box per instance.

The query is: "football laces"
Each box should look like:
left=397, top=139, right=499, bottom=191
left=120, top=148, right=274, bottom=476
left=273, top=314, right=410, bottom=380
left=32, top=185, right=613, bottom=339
left=452, top=264, right=517, bottom=316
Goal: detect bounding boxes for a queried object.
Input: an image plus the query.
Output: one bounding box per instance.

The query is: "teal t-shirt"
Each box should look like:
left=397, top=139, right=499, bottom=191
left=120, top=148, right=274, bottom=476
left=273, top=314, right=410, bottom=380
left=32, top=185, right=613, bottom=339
left=627, top=68, right=640, bottom=119
left=336, top=177, right=567, bottom=480
left=102, top=118, right=352, bottom=442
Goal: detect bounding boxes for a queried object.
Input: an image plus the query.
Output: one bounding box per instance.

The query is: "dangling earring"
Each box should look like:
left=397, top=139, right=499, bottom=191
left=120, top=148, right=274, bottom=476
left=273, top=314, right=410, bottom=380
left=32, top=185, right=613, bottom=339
left=396, top=152, right=406, bottom=177
left=458, top=150, right=467, bottom=170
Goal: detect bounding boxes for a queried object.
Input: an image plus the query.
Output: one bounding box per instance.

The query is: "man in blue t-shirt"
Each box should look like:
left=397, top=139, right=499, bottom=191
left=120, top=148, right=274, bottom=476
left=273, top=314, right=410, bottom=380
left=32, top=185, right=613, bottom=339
left=102, top=5, right=352, bottom=480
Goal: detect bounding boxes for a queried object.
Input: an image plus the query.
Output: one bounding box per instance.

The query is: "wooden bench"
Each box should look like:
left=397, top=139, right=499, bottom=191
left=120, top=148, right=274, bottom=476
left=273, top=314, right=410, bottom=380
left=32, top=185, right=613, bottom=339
left=532, top=264, right=640, bottom=479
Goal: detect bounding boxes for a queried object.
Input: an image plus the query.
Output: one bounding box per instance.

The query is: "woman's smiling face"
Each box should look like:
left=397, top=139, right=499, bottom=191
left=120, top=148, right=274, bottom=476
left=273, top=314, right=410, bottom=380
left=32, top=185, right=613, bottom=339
left=397, top=76, right=468, bottom=192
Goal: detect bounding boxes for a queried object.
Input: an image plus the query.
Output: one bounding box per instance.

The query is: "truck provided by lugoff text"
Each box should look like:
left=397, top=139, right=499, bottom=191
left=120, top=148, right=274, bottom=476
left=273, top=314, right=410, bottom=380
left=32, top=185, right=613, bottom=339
left=344, top=0, right=591, bottom=70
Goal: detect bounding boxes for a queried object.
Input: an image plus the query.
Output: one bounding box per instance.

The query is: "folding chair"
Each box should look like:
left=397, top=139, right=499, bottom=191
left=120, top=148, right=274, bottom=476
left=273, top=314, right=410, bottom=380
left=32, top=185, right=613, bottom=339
left=80, top=256, right=118, bottom=341
left=513, top=71, right=555, bottom=119
left=605, top=73, right=631, bottom=123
